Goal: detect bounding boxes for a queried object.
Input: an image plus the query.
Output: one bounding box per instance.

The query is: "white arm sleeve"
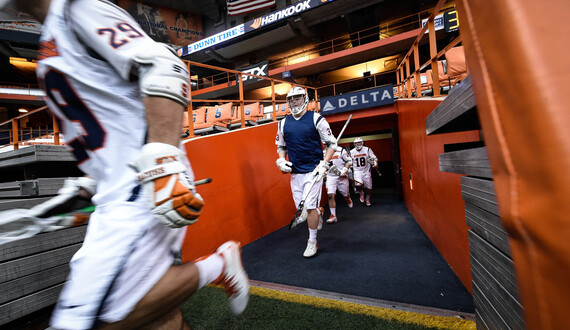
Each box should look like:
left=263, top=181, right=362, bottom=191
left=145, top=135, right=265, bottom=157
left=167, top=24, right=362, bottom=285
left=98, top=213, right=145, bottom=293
left=275, top=118, right=287, bottom=148
left=368, top=147, right=378, bottom=161
left=342, top=150, right=353, bottom=165
left=314, top=113, right=337, bottom=149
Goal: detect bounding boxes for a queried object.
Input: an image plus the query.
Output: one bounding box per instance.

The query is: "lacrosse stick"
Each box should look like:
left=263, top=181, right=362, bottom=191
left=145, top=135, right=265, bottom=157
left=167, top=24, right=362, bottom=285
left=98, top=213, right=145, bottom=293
left=0, top=205, right=95, bottom=245
left=328, top=164, right=362, bottom=185
left=0, top=177, right=213, bottom=245
left=346, top=176, right=363, bottom=186
left=288, top=176, right=320, bottom=229
left=373, top=167, right=382, bottom=176
left=288, top=114, right=353, bottom=230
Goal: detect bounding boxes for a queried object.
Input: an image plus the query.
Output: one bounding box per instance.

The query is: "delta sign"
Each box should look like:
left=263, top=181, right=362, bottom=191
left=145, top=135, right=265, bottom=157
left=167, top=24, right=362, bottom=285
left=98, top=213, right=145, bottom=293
left=320, top=85, right=394, bottom=115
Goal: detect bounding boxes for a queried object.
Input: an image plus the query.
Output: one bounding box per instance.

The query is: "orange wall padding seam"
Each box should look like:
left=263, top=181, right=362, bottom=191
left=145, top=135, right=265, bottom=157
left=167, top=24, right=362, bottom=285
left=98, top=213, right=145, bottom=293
left=181, top=123, right=295, bottom=261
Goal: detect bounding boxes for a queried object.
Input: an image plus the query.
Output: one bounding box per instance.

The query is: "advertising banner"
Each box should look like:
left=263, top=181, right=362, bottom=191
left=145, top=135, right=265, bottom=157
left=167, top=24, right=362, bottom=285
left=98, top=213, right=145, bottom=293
left=181, top=0, right=334, bottom=56
left=244, top=0, right=334, bottom=33
left=320, top=85, right=394, bottom=115
left=119, top=0, right=203, bottom=47
left=236, top=60, right=269, bottom=85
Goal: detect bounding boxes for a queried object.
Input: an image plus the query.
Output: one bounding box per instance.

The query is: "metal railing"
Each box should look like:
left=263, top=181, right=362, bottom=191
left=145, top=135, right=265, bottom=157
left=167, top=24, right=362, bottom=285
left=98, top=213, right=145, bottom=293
left=395, top=0, right=465, bottom=99
left=0, top=106, right=61, bottom=150
left=0, top=3, right=462, bottom=148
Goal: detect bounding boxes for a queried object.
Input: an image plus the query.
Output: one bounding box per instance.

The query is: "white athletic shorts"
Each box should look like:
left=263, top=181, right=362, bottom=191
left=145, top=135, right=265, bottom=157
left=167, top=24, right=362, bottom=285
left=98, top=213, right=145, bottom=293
left=354, top=170, right=373, bottom=190
left=50, top=198, right=186, bottom=329
left=290, top=172, right=323, bottom=210
left=325, top=174, right=350, bottom=197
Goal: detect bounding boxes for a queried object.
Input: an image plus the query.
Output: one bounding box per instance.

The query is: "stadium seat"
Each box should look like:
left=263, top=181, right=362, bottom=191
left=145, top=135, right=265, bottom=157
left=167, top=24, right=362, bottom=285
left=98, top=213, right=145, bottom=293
left=193, top=104, right=231, bottom=135
left=276, top=102, right=290, bottom=119
left=210, top=102, right=233, bottom=126
left=230, top=102, right=264, bottom=129
left=445, top=46, right=468, bottom=86
left=258, top=102, right=289, bottom=124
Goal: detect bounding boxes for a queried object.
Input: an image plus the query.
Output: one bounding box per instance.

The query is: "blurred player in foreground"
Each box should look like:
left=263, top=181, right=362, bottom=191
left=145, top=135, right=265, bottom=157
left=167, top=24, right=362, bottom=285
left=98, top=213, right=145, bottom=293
left=275, top=86, right=337, bottom=257
left=3, top=0, right=249, bottom=328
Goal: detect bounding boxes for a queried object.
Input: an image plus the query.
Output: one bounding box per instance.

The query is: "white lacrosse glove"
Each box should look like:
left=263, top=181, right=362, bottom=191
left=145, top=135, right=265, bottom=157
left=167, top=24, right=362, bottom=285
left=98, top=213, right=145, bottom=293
left=276, top=158, right=293, bottom=173
left=368, top=158, right=378, bottom=168
left=29, top=177, right=97, bottom=218
left=311, top=160, right=330, bottom=181
left=129, top=143, right=204, bottom=228
left=339, top=167, right=348, bottom=177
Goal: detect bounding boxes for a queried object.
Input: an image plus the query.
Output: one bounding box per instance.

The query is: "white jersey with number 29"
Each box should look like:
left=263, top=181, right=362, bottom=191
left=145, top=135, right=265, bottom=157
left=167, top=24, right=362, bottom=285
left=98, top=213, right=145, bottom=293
left=36, top=0, right=161, bottom=204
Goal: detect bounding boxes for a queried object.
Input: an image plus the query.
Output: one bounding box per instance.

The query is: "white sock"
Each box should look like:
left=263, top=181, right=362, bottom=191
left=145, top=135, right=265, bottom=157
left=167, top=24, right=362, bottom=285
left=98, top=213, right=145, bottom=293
left=194, top=253, right=224, bottom=289
left=330, top=208, right=336, bottom=217
left=309, top=229, right=318, bottom=242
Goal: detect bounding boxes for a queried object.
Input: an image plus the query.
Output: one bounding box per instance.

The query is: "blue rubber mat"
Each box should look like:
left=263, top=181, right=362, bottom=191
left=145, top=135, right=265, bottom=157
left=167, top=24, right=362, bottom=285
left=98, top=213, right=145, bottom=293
left=241, top=190, right=475, bottom=313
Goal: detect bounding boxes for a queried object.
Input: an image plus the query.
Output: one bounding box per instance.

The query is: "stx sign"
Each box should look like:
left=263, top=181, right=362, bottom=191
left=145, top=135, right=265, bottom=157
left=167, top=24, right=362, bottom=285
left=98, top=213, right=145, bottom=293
left=320, top=85, right=394, bottom=115
left=236, top=60, right=269, bottom=85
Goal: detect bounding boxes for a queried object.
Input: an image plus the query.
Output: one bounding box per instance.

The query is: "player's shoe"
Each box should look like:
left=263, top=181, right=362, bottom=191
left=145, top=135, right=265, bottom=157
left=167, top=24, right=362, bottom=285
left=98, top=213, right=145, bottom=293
left=326, top=215, right=337, bottom=224
left=317, top=207, right=324, bottom=230
left=345, top=197, right=353, bottom=208
left=359, top=194, right=365, bottom=203
left=215, top=241, right=250, bottom=315
left=303, top=240, right=318, bottom=258
left=366, top=200, right=371, bottom=207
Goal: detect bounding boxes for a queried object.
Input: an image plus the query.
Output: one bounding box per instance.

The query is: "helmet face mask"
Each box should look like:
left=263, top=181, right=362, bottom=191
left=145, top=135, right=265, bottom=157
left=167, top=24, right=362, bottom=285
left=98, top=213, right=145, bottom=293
left=354, top=137, right=363, bottom=151
left=286, top=86, right=308, bottom=116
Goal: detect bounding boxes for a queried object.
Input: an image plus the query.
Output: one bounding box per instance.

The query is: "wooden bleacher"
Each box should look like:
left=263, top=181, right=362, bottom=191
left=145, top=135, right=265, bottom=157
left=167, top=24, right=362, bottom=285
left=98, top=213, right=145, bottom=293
left=426, top=75, right=525, bottom=329
left=0, top=145, right=86, bottom=327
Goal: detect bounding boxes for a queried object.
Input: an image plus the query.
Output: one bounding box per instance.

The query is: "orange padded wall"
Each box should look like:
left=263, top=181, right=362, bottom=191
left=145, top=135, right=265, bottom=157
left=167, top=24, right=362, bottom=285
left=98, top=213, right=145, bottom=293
left=180, top=122, right=295, bottom=261
left=456, top=1, right=570, bottom=327
left=397, top=99, right=479, bottom=291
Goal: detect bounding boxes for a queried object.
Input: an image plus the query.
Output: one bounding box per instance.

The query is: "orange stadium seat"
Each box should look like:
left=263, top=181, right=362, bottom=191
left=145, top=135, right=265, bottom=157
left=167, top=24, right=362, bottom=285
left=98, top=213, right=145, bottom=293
left=276, top=102, right=290, bottom=119
left=191, top=105, right=231, bottom=136
left=230, top=102, right=264, bottom=128
left=256, top=102, right=290, bottom=124
left=445, top=46, right=468, bottom=85
left=307, top=100, right=318, bottom=111
left=209, top=102, right=233, bottom=127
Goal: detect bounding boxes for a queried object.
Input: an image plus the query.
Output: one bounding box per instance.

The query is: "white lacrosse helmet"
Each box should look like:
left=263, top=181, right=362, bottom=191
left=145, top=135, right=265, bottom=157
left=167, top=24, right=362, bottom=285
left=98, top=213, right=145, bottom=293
left=354, top=137, right=363, bottom=151
left=286, top=86, right=308, bottom=116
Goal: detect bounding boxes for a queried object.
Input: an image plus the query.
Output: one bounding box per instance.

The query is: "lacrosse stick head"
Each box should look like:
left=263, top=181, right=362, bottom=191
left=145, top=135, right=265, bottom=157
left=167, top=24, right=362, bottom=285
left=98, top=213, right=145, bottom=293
left=288, top=205, right=307, bottom=230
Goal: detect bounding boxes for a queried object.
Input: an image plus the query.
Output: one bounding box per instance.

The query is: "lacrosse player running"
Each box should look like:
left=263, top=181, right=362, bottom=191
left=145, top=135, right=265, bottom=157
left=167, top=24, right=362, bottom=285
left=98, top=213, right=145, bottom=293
left=350, top=137, right=379, bottom=206
left=5, top=0, right=249, bottom=328
left=275, top=86, right=337, bottom=258
left=325, top=147, right=353, bottom=223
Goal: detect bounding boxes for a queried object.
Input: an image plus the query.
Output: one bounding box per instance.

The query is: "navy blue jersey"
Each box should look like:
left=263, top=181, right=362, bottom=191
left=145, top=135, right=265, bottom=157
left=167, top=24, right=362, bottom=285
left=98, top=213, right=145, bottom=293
left=281, top=112, right=324, bottom=173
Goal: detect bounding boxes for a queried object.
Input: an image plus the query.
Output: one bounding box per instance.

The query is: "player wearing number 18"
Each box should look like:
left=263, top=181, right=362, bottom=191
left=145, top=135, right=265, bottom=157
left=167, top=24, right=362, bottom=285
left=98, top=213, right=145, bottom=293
left=350, top=137, right=379, bottom=206
left=7, top=0, right=250, bottom=328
